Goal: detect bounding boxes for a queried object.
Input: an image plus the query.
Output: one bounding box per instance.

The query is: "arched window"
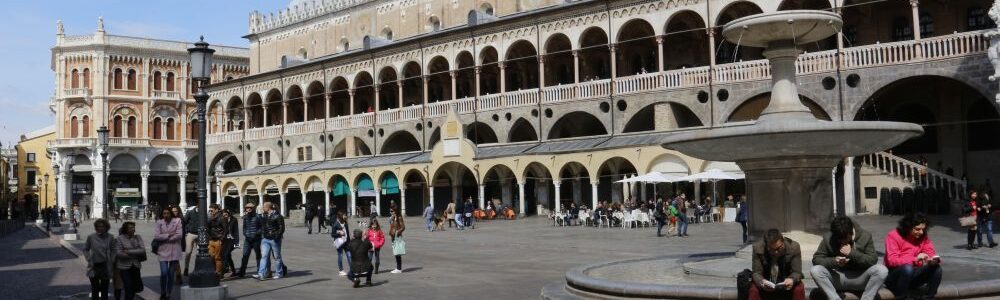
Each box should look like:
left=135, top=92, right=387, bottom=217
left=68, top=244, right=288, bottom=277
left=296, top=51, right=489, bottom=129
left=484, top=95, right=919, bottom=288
left=480, top=3, right=494, bottom=16
left=70, top=116, right=79, bottom=137
left=113, top=116, right=123, bottom=137
left=82, top=68, right=90, bottom=88
left=153, top=71, right=162, bottom=91
left=127, top=69, right=137, bottom=90
left=113, top=68, right=123, bottom=89
left=968, top=7, right=995, bottom=30
left=127, top=116, right=137, bottom=138
left=919, top=13, right=934, bottom=37
left=891, top=17, right=913, bottom=41
left=189, top=120, right=199, bottom=139
left=166, top=118, right=175, bottom=140
left=382, top=28, right=393, bottom=40
left=428, top=16, right=441, bottom=32
left=298, top=48, right=308, bottom=60
left=342, top=41, right=350, bottom=52
left=71, top=69, right=79, bottom=88
left=166, top=72, right=175, bottom=91
left=82, top=116, right=90, bottom=137
left=152, top=118, right=162, bottom=139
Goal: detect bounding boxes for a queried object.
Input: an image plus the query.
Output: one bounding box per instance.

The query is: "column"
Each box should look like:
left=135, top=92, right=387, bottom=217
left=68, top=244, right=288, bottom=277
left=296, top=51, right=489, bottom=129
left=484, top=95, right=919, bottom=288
left=324, top=93, right=331, bottom=119
left=694, top=179, right=701, bottom=204
left=279, top=191, right=287, bottom=217
left=572, top=50, right=580, bottom=84
left=478, top=184, right=485, bottom=209
left=655, top=36, right=664, bottom=72
left=498, top=62, right=507, bottom=93
left=324, top=188, right=331, bottom=217
left=374, top=85, right=381, bottom=113
left=238, top=191, right=245, bottom=216
left=397, top=82, right=404, bottom=108
left=57, top=170, right=68, bottom=210
left=553, top=181, right=561, bottom=213
left=350, top=189, right=357, bottom=216
left=449, top=71, right=457, bottom=100
left=428, top=186, right=435, bottom=209
left=257, top=193, right=264, bottom=214
left=140, top=171, right=149, bottom=206
left=474, top=67, right=481, bottom=97
left=303, top=98, right=310, bottom=121
left=92, top=170, right=106, bottom=218
left=178, top=171, right=188, bottom=211
left=263, top=105, right=269, bottom=126
left=843, top=157, right=857, bottom=215
left=910, top=0, right=921, bottom=40
left=422, top=77, right=429, bottom=105
left=538, top=55, right=546, bottom=88
left=216, top=176, right=224, bottom=210
left=609, top=45, right=617, bottom=81
left=591, top=181, right=598, bottom=210
left=518, top=181, right=526, bottom=216
left=282, top=102, right=288, bottom=125
left=349, top=89, right=356, bottom=115
left=301, top=190, right=307, bottom=214
left=374, top=187, right=381, bottom=216
left=400, top=187, right=407, bottom=216
left=707, top=29, right=716, bottom=68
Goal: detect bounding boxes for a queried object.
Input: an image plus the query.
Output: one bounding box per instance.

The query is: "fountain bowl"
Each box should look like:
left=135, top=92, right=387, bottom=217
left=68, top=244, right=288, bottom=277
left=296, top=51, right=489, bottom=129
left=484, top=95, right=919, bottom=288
left=722, top=10, right=842, bottom=48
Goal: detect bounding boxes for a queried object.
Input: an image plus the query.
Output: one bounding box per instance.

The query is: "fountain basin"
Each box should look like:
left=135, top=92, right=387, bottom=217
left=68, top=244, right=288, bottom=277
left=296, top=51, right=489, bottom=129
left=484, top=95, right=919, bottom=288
left=722, top=10, right=842, bottom=48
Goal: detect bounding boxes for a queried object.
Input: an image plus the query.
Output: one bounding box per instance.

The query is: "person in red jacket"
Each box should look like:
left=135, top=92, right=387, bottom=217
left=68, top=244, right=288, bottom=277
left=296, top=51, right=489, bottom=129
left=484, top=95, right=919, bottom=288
left=884, top=213, right=942, bottom=299
left=366, top=219, right=386, bottom=274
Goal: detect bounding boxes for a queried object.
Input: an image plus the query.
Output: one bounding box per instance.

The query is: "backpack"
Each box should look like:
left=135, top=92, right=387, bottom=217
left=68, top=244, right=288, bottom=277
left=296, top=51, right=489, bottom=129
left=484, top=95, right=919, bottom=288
left=736, top=268, right=753, bottom=300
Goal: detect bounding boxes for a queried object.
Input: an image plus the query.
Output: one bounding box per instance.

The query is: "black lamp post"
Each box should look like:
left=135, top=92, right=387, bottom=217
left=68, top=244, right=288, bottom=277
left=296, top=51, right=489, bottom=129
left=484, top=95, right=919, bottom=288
left=97, top=126, right=109, bottom=219
left=187, top=36, right=218, bottom=288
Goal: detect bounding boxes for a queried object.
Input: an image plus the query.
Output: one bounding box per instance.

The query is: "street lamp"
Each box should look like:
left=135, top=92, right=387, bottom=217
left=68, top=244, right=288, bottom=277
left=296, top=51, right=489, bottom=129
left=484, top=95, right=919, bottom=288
left=36, top=178, right=43, bottom=223
left=187, top=36, right=219, bottom=289
left=97, top=126, right=109, bottom=219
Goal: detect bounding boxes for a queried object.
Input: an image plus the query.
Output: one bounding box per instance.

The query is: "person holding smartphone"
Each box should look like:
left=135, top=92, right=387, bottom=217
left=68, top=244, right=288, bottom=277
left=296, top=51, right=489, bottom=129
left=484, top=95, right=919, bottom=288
left=811, top=216, right=887, bottom=300
left=749, top=229, right=805, bottom=300
left=884, top=213, right=942, bottom=299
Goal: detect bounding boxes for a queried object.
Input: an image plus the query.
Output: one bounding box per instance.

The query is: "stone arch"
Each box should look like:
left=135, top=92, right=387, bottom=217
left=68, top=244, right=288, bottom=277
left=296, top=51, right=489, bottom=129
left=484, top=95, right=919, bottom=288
left=646, top=153, right=692, bottom=176
left=427, top=56, right=452, bottom=102
left=466, top=122, right=498, bottom=145
left=148, top=154, right=180, bottom=173
left=378, top=66, right=399, bottom=110
left=286, top=84, right=305, bottom=123
left=726, top=93, right=831, bottom=123
left=306, top=80, right=326, bottom=121
left=544, top=33, right=574, bottom=85
left=616, top=18, right=659, bottom=75
left=353, top=71, right=375, bottom=114
left=109, top=153, right=140, bottom=172
left=663, top=10, right=710, bottom=70
left=430, top=161, right=479, bottom=209
left=578, top=26, right=611, bottom=80
left=504, top=40, right=539, bottom=91
left=402, top=169, right=428, bottom=215
left=380, top=131, right=422, bottom=154
left=327, top=174, right=351, bottom=215
left=597, top=156, right=639, bottom=204
left=848, top=74, right=994, bottom=120
left=226, top=96, right=246, bottom=130
left=548, top=111, right=608, bottom=139
left=556, top=160, right=593, bottom=210
left=479, top=46, right=501, bottom=95
left=329, top=77, right=350, bottom=117
left=454, top=51, right=476, bottom=99
left=246, top=92, right=264, bottom=128
left=483, top=163, right=517, bottom=210
left=265, top=88, right=283, bottom=126
left=332, top=136, right=372, bottom=158
left=401, top=61, right=423, bottom=106
left=508, top=118, right=538, bottom=143
left=714, top=1, right=765, bottom=64
left=624, top=102, right=704, bottom=133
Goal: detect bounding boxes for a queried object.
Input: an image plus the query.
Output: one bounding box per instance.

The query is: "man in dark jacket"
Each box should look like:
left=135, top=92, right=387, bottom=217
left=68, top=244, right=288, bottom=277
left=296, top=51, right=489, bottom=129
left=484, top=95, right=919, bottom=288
left=811, top=216, right=887, bottom=300
left=236, top=203, right=262, bottom=277
left=750, top=229, right=805, bottom=300
left=305, top=204, right=315, bottom=234
left=346, top=229, right=373, bottom=287
left=207, top=204, right=225, bottom=276
left=254, top=202, right=286, bottom=280
left=182, top=205, right=201, bottom=276
left=464, top=198, right=475, bottom=229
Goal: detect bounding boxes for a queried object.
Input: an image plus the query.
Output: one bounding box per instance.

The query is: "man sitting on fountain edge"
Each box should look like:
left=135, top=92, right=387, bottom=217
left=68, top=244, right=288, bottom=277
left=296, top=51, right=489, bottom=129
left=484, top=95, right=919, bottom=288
left=750, top=229, right=806, bottom=300
left=811, top=216, right=888, bottom=300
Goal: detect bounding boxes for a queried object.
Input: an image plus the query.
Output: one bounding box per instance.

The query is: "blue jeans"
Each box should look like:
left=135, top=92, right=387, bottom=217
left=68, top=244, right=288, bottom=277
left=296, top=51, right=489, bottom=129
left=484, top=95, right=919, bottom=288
left=886, top=264, right=941, bottom=299
left=677, top=215, right=689, bottom=236
left=656, top=218, right=665, bottom=235
left=258, top=238, right=284, bottom=277
left=159, top=261, right=177, bottom=295
left=425, top=218, right=433, bottom=231
left=336, top=246, right=351, bottom=271
left=978, top=219, right=995, bottom=246
left=455, top=215, right=464, bottom=228
left=369, top=248, right=381, bottom=273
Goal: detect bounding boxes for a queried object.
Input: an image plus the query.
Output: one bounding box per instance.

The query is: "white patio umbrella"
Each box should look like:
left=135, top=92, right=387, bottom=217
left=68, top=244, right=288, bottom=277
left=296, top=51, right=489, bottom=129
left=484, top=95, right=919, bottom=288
left=616, top=172, right=679, bottom=202
left=672, top=169, right=744, bottom=207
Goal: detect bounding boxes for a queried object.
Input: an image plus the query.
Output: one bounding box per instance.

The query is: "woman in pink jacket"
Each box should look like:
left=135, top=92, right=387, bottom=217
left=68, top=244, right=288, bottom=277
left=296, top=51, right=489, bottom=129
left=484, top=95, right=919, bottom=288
left=367, top=219, right=386, bottom=274
left=884, top=213, right=941, bottom=299
left=154, top=206, right=183, bottom=299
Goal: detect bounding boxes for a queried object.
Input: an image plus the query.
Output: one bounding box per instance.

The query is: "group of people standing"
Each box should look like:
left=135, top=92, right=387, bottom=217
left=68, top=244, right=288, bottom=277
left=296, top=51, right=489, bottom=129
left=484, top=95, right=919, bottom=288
left=748, top=214, right=941, bottom=300
left=963, top=190, right=997, bottom=250
left=331, top=206, right=407, bottom=288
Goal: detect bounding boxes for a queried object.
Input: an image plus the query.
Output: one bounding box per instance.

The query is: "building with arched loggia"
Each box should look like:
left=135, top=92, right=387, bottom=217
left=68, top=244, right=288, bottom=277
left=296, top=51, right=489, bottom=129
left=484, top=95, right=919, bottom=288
left=47, top=18, right=250, bottom=218
left=211, top=0, right=1000, bottom=218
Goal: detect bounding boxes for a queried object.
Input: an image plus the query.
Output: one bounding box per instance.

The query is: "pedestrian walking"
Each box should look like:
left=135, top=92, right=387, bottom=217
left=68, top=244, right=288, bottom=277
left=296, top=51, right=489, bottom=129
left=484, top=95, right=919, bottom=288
left=454, top=200, right=465, bottom=230
left=346, top=229, right=373, bottom=287
left=388, top=208, right=405, bottom=274
left=305, top=204, right=316, bottom=234
left=113, top=222, right=145, bottom=300
left=317, top=205, right=328, bottom=234
left=181, top=206, right=200, bottom=277
left=236, top=203, right=262, bottom=278
left=653, top=199, right=666, bottom=237
left=84, top=219, right=114, bottom=300
left=423, top=203, right=434, bottom=232
left=60, top=207, right=66, bottom=221
left=367, top=219, right=386, bottom=274
left=332, top=212, right=351, bottom=276
left=464, top=198, right=475, bottom=229
left=736, top=196, right=749, bottom=244
left=207, top=204, right=225, bottom=276
left=153, top=207, right=182, bottom=300
left=445, top=201, right=456, bottom=228
left=254, top=202, right=285, bottom=280
left=169, top=206, right=184, bottom=285
left=222, top=209, right=240, bottom=278
left=85, top=205, right=91, bottom=220
left=974, top=191, right=997, bottom=248
left=964, top=192, right=980, bottom=250
left=676, top=198, right=689, bottom=237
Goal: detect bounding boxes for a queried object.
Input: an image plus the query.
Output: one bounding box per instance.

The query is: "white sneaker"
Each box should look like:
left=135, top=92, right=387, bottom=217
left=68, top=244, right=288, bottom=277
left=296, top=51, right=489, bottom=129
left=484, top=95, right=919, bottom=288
left=390, top=269, right=402, bottom=274
left=338, top=271, right=347, bottom=276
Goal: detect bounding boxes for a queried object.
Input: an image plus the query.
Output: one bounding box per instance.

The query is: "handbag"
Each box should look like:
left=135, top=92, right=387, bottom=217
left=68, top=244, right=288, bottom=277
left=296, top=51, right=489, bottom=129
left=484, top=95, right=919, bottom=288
left=333, top=237, right=346, bottom=249
left=959, top=215, right=977, bottom=227
left=150, top=239, right=161, bottom=255
left=392, top=238, right=406, bottom=256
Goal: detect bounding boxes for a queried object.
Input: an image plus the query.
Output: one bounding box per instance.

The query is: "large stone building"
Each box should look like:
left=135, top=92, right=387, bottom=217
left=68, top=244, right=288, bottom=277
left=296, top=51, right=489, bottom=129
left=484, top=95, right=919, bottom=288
left=15, top=126, right=56, bottom=218
left=46, top=18, right=250, bottom=218
left=1, top=146, right=17, bottom=218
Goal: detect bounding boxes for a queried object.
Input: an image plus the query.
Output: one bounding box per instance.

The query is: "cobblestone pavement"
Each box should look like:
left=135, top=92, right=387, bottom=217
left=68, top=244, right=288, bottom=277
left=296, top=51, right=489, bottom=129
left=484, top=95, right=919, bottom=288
left=59, top=214, right=1000, bottom=299
left=0, top=224, right=91, bottom=300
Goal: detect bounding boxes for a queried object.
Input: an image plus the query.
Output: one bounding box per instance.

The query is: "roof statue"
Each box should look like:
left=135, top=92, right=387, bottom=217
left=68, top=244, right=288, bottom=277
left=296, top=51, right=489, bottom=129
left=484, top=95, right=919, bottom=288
left=56, top=20, right=64, bottom=35
left=97, top=16, right=105, bottom=32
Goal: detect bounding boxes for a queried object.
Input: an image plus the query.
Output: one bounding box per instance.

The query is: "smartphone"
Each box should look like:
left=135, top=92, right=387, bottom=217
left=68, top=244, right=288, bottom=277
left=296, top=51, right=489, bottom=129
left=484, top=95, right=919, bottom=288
left=774, top=282, right=787, bottom=290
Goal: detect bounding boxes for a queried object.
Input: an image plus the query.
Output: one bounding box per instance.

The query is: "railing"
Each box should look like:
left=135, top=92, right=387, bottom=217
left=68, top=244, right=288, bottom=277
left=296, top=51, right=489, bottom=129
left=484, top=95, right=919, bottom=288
left=48, top=138, right=96, bottom=148
left=285, top=119, right=325, bottom=136
left=577, top=79, right=611, bottom=99
left=109, top=137, right=150, bottom=147
left=327, top=115, right=351, bottom=130
left=663, top=66, right=711, bottom=89
left=542, top=85, right=575, bottom=103
left=184, top=140, right=199, bottom=147
left=615, top=72, right=663, bottom=95
left=715, top=60, right=770, bottom=83
left=63, top=88, right=91, bottom=97
left=206, top=131, right=241, bottom=144
left=352, top=112, right=374, bottom=127
left=376, top=106, right=422, bottom=124
left=152, top=90, right=181, bottom=99
left=246, top=126, right=282, bottom=140
left=796, top=50, right=838, bottom=75
left=479, top=94, right=504, bottom=110
left=862, top=151, right=967, bottom=201
left=921, top=30, right=990, bottom=60
left=843, top=30, right=989, bottom=69
left=506, top=89, right=539, bottom=107
left=424, top=101, right=450, bottom=117
left=454, top=97, right=476, bottom=114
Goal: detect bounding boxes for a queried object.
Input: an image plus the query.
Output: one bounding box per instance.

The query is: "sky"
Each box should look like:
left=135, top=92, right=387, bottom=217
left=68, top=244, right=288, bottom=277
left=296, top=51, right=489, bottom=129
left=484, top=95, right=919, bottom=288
left=0, top=0, right=291, bottom=147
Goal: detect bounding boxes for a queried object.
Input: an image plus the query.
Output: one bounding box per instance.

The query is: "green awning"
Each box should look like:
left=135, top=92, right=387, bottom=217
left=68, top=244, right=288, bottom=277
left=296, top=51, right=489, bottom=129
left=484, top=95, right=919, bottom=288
left=332, top=178, right=350, bottom=197
left=380, top=175, right=399, bottom=195
left=357, top=176, right=374, bottom=192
